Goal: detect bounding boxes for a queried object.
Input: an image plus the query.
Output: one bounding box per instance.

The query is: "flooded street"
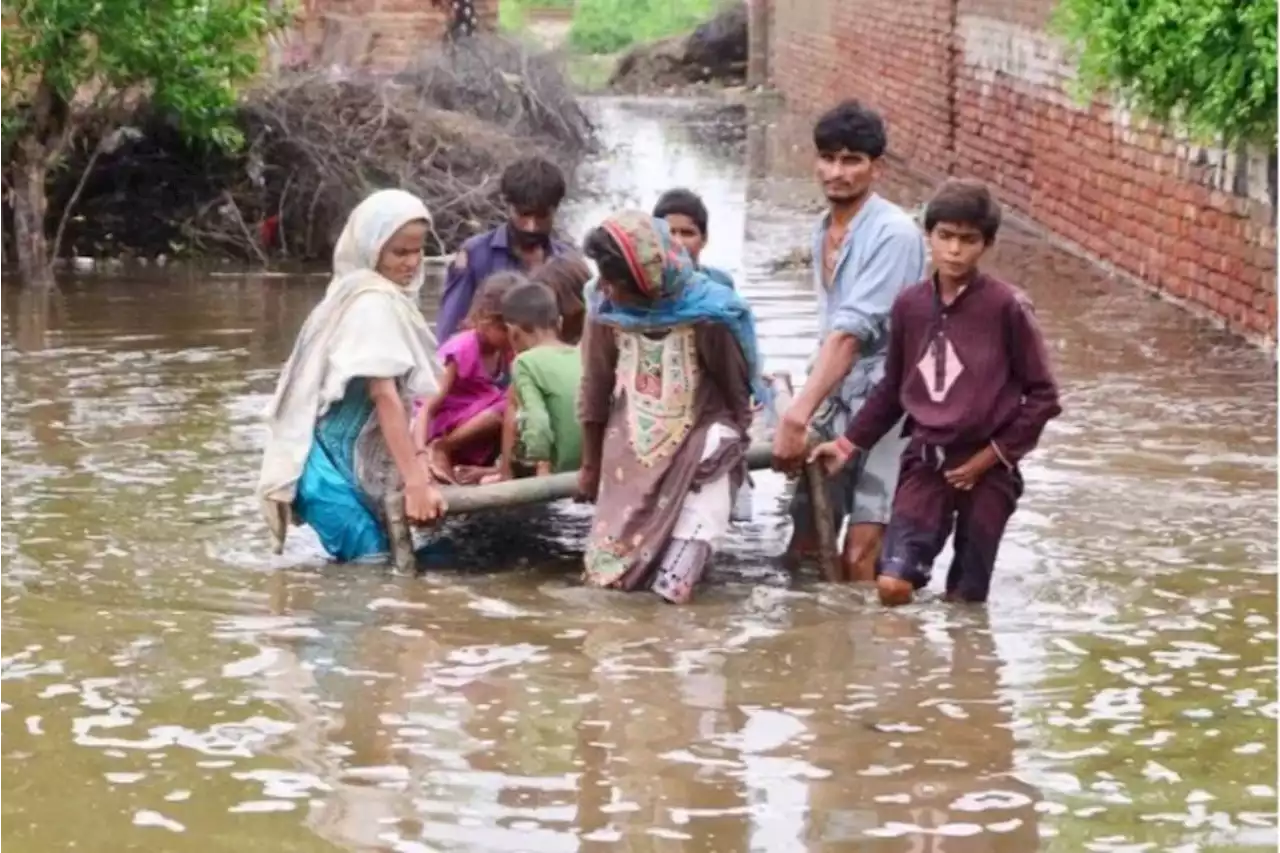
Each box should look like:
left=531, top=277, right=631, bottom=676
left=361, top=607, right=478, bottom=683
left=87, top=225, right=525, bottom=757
left=3, top=97, right=1277, bottom=852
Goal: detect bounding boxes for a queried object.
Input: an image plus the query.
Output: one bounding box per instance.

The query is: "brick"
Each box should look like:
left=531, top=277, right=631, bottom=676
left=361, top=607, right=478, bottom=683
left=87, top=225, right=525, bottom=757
left=1207, top=272, right=1232, bottom=294
left=1165, top=274, right=1191, bottom=299
left=282, top=0, right=485, bottom=70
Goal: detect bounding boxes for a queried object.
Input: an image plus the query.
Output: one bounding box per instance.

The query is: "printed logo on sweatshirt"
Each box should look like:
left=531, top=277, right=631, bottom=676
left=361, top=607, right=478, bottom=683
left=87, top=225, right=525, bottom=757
left=917, top=334, right=965, bottom=402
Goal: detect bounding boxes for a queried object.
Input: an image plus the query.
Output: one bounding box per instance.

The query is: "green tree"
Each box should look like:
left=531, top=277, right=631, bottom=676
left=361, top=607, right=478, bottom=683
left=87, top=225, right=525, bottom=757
left=569, top=0, right=717, bottom=55
left=2, top=0, right=286, bottom=287
left=1053, top=0, right=1278, bottom=148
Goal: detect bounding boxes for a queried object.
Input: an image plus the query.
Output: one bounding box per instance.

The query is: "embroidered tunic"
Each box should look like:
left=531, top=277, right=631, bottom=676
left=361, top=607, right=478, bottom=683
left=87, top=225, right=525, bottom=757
left=579, top=321, right=752, bottom=590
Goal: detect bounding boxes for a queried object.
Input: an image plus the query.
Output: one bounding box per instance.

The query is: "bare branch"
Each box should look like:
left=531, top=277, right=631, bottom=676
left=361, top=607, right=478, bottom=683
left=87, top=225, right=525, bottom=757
left=50, top=136, right=106, bottom=261
left=46, top=34, right=594, bottom=263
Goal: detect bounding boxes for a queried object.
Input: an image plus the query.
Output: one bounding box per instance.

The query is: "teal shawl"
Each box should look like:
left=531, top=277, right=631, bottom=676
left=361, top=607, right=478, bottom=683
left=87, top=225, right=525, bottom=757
left=585, top=210, right=769, bottom=406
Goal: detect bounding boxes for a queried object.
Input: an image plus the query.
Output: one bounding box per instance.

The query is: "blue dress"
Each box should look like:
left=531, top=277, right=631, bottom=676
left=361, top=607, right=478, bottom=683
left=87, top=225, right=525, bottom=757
left=292, top=381, right=388, bottom=562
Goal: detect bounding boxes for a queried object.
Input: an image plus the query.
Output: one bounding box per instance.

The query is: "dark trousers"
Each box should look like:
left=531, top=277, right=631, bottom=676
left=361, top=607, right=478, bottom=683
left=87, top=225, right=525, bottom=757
left=877, top=439, right=1023, bottom=603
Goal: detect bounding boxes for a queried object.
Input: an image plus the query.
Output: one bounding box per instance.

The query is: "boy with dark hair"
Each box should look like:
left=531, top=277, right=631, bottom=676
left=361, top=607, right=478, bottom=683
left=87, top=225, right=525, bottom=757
left=771, top=99, right=927, bottom=583
left=652, top=188, right=735, bottom=289
left=437, top=156, right=573, bottom=341
left=530, top=254, right=593, bottom=345
left=809, top=179, right=1061, bottom=606
left=490, top=280, right=583, bottom=480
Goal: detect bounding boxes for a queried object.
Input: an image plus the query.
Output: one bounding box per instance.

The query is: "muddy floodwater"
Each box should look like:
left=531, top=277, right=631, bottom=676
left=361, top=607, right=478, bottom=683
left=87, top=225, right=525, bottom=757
left=2, top=98, right=1277, bottom=852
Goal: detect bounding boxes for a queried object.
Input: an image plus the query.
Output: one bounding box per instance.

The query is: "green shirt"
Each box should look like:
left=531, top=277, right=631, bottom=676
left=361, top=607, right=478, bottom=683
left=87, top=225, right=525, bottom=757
left=512, top=344, right=583, bottom=473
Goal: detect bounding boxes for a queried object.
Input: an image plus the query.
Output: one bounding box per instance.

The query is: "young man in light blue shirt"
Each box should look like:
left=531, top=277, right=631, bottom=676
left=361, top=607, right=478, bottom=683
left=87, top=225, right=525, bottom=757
left=771, top=100, right=928, bottom=582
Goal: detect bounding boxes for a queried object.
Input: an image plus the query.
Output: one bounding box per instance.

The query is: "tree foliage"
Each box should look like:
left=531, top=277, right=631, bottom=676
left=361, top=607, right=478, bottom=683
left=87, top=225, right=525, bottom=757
left=2, top=0, right=287, bottom=151
left=568, top=0, right=718, bottom=55
left=1053, top=0, right=1278, bottom=146
left=2, top=0, right=288, bottom=284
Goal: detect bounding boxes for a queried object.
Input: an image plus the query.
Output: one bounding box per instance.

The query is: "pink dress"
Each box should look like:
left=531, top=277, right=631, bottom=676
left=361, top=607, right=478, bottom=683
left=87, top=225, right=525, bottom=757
left=426, top=330, right=509, bottom=465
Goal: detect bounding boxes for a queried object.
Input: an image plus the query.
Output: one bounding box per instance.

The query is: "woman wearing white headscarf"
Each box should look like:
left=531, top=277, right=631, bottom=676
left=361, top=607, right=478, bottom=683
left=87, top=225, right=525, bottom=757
left=258, top=189, right=448, bottom=562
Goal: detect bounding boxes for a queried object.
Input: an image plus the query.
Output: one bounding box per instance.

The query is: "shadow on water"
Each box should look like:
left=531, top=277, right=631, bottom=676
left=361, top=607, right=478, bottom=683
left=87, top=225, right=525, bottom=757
left=1, top=95, right=1276, bottom=852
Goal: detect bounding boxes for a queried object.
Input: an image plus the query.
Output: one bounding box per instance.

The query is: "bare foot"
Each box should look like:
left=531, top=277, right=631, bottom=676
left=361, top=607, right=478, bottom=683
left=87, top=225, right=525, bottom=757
left=877, top=575, right=915, bottom=607
left=782, top=530, right=818, bottom=570
left=427, top=442, right=456, bottom=484
left=454, top=465, right=498, bottom=486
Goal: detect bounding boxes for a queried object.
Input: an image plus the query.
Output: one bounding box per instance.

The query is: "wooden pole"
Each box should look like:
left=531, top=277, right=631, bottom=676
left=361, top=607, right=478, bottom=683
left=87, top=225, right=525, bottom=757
left=746, top=0, right=771, bottom=89
left=764, top=373, right=841, bottom=581
left=382, top=491, right=417, bottom=575
left=804, top=457, right=842, bottom=583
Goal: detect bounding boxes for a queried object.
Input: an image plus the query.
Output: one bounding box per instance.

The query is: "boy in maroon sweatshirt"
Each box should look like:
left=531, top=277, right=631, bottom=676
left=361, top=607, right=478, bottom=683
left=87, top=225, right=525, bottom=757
left=809, top=179, right=1061, bottom=606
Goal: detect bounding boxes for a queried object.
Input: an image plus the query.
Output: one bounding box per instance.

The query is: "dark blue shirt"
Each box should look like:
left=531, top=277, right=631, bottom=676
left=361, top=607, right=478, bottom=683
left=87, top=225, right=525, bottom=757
left=436, top=224, right=573, bottom=341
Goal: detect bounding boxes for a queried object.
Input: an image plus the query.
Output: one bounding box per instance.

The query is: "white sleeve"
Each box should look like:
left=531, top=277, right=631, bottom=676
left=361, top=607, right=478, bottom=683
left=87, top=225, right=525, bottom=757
left=320, top=292, right=435, bottom=406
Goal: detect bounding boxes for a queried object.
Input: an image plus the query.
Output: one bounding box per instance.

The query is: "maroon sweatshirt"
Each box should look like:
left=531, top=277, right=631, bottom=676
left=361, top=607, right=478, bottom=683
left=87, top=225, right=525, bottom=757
left=845, top=272, right=1061, bottom=465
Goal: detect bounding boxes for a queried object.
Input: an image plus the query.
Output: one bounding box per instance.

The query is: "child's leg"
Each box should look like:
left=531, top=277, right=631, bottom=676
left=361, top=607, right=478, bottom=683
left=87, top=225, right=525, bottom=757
left=652, top=539, right=713, bottom=604
left=438, top=409, right=503, bottom=459
left=945, top=466, right=1023, bottom=603
left=652, top=425, right=735, bottom=604
left=875, top=447, right=956, bottom=606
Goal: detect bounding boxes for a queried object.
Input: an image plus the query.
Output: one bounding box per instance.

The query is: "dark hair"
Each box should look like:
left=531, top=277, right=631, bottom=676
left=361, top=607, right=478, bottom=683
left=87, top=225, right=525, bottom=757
left=531, top=254, right=592, bottom=344
left=500, top=156, right=567, bottom=212
left=501, top=281, right=560, bottom=331
left=582, top=226, right=639, bottom=295
left=653, top=188, right=709, bottom=237
left=468, top=270, right=526, bottom=323
left=813, top=100, right=887, bottom=159
left=924, top=179, right=1003, bottom=244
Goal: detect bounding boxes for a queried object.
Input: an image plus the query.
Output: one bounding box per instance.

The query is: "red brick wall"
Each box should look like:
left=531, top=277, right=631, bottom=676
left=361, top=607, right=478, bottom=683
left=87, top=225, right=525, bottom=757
left=763, top=0, right=1277, bottom=342
left=280, top=0, right=500, bottom=71
left=767, top=0, right=956, bottom=176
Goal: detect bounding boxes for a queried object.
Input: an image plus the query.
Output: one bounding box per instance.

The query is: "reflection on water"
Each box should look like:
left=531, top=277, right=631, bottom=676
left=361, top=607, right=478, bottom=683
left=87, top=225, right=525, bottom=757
left=2, top=97, right=1276, bottom=852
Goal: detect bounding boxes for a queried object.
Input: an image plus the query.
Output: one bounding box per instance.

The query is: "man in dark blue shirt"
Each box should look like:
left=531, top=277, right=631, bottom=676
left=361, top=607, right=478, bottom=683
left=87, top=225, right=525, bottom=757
left=436, top=156, right=573, bottom=341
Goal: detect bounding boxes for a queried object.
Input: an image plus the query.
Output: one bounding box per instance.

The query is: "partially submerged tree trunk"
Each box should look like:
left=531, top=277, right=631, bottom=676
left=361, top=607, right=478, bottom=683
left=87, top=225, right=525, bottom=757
left=10, top=135, right=54, bottom=289
left=8, top=78, right=73, bottom=290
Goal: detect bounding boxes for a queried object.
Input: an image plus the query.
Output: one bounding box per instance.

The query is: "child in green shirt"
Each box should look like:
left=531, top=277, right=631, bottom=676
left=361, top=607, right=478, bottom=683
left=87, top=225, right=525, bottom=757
left=491, top=280, right=583, bottom=481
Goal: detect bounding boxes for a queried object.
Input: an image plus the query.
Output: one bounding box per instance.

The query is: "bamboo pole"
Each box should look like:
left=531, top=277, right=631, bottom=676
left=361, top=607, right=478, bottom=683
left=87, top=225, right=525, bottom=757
left=432, top=443, right=778, bottom=515
left=382, top=371, right=843, bottom=579
left=379, top=444, right=773, bottom=575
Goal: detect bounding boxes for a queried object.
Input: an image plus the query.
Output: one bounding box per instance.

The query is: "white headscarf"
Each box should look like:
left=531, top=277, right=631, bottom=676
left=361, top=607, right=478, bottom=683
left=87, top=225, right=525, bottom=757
left=327, top=188, right=432, bottom=298
left=258, top=189, right=440, bottom=552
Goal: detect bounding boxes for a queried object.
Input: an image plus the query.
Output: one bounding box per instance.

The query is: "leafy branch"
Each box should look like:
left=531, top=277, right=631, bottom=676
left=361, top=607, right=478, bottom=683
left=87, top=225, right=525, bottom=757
left=1053, top=0, right=1278, bottom=147
left=2, top=0, right=291, bottom=283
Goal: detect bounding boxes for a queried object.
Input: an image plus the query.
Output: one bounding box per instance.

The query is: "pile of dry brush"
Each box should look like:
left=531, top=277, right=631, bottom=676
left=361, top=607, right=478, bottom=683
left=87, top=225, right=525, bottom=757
left=40, top=36, right=594, bottom=263
left=608, top=2, right=747, bottom=94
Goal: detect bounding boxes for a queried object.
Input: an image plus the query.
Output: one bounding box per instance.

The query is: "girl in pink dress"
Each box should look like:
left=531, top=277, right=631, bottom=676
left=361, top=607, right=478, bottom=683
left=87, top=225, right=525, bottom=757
left=414, top=273, right=520, bottom=482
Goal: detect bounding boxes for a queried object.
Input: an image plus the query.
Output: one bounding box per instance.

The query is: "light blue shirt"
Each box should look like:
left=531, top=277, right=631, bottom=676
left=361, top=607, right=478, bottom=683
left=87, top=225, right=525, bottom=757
left=811, top=193, right=928, bottom=407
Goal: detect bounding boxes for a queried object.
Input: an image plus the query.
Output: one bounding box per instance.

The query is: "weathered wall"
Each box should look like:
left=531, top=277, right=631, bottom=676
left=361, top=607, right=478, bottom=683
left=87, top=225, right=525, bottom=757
left=761, top=0, right=1277, bottom=342
left=277, top=0, right=499, bottom=71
